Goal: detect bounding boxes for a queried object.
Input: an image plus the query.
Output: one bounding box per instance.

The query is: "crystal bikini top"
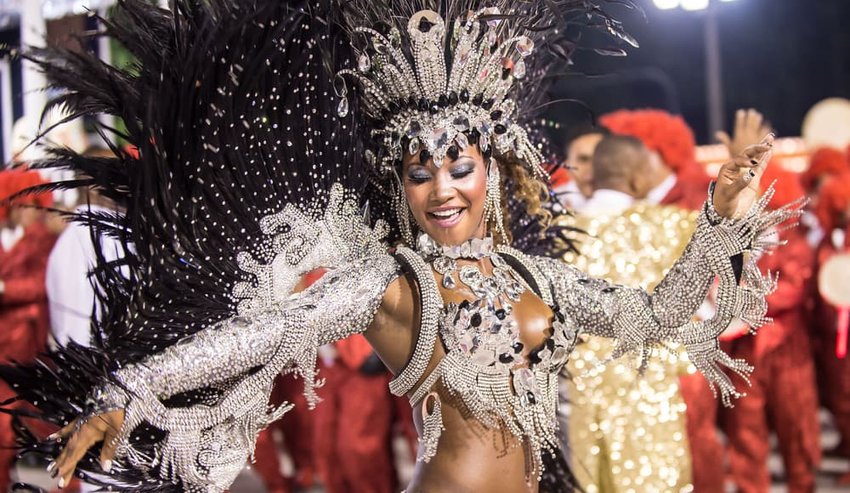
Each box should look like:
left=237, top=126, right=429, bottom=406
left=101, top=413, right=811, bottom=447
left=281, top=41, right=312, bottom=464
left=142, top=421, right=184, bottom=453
left=389, top=234, right=579, bottom=478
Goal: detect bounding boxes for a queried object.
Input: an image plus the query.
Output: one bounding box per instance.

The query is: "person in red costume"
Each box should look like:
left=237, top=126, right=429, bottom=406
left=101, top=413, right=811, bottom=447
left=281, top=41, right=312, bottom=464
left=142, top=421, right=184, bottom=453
left=798, top=148, right=850, bottom=249
left=313, top=334, right=399, bottom=493
left=599, top=108, right=711, bottom=211
left=722, top=165, right=820, bottom=493
left=811, top=171, right=850, bottom=484
left=801, top=148, right=850, bottom=195
left=600, top=107, right=724, bottom=492
left=0, top=169, right=57, bottom=490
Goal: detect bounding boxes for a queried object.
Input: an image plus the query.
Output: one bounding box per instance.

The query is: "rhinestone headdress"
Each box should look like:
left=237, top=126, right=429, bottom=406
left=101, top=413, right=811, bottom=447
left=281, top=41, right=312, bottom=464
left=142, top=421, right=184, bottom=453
left=335, top=3, right=638, bottom=179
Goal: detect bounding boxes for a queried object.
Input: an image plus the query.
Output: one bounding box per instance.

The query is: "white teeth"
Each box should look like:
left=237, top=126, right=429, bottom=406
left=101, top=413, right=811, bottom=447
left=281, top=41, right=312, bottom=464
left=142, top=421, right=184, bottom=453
left=431, top=208, right=461, bottom=218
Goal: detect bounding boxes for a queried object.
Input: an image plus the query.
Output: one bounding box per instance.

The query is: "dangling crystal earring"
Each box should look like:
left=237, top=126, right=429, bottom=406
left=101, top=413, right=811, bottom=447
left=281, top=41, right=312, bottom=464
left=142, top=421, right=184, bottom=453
left=485, top=157, right=507, bottom=240
left=394, top=178, right=415, bottom=246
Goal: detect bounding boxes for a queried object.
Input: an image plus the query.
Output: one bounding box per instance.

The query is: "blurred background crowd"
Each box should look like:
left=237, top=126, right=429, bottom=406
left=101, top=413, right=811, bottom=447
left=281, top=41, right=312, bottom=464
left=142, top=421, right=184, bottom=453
left=0, top=1, right=849, bottom=492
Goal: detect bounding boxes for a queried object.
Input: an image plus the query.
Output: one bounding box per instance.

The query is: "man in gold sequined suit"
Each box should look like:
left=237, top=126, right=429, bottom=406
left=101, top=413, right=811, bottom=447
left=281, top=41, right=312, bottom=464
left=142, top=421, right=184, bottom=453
left=558, top=135, right=696, bottom=493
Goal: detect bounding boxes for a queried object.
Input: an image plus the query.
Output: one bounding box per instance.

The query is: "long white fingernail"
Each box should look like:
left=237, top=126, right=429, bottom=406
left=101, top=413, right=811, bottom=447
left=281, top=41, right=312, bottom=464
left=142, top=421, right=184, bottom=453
left=58, top=477, right=65, bottom=489
left=102, top=459, right=112, bottom=472
left=46, top=461, right=55, bottom=473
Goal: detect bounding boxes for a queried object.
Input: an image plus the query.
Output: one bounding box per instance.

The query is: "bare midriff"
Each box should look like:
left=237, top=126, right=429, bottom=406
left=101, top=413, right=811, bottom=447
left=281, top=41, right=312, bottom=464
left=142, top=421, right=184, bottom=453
left=406, top=391, right=539, bottom=493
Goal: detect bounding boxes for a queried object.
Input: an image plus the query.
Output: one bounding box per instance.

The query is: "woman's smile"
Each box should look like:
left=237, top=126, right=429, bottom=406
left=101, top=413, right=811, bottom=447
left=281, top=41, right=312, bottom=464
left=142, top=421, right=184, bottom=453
left=427, top=206, right=467, bottom=228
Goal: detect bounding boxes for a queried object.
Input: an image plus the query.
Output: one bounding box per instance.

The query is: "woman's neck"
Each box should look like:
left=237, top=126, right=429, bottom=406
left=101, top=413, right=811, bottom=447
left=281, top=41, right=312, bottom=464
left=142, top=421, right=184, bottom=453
left=416, top=232, right=495, bottom=260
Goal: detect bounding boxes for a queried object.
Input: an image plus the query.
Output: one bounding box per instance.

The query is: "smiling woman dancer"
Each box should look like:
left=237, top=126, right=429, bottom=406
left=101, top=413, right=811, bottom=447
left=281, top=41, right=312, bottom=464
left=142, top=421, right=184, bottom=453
left=1, top=1, right=802, bottom=492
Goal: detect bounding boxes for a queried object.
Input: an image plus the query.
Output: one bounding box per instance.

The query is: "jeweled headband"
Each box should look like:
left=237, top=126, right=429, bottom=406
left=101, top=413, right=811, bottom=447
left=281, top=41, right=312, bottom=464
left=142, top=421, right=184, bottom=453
left=337, top=7, right=545, bottom=178
left=335, top=2, right=637, bottom=181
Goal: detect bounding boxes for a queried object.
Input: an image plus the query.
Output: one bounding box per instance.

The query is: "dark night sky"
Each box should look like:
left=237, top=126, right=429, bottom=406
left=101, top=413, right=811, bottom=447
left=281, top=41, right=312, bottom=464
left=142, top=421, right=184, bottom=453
left=546, top=0, right=850, bottom=145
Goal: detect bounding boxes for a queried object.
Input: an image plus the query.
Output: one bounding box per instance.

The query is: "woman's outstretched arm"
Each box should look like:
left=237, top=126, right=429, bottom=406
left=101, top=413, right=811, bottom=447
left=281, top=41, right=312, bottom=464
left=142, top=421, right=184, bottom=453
left=535, top=135, right=805, bottom=406
left=51, top=254, right=401, bottom=491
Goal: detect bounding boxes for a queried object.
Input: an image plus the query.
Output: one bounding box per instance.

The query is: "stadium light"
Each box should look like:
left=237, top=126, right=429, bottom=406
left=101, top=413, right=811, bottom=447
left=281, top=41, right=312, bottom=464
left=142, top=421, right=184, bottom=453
left=653, top=0, right=736, bottom=11
left=650, top=0, right=741, bottom=141
left=652, top=0, right=680, bottom=9
left=681, top=0, right=710, bottom=11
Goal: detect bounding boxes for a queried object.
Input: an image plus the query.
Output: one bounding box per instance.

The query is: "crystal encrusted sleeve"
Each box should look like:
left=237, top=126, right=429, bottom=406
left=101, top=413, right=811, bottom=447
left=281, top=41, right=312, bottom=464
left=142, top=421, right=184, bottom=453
left=94, top=254, right=399, bottom=491
left=537, top=186, right=804, bottom=405
left=112, top=254, right=398, bottom=399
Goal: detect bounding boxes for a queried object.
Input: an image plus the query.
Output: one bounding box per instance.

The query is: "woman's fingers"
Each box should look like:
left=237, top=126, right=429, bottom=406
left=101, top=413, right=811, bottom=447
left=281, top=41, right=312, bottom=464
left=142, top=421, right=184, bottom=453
left=715, top=130, right=732, bottom=149
left=741, top=148, right=773, bottom=189
left=54, top=420, right=104, bottom=488
left=98, top=418, right=121, bottom=472
left=50, top=410, right=125, bottom=486
left=48, top=420, right=78, bottom=442
left=57, top=429, right=98, bottom=488
left=737, top=134, right=774, bottom=166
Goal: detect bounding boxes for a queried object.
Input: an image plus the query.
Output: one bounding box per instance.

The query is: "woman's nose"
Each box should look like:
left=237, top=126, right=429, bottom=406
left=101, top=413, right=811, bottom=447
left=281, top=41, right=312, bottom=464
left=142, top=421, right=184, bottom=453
left=430, top=169, right=455, bottom=202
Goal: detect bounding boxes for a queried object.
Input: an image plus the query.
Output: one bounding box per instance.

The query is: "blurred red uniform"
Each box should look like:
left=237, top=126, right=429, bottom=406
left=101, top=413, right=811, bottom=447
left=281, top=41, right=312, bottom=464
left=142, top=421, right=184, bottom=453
left=313, top=335, right=397, bottom=493
left=659, top=160, right=712, bottom=211
left=0, top=170, right=56, bottom=490
left=723, top=223, right=820, bottom=493
left=253, top=271, right=325, bottom=493
left=811, top=173, right=850, bottom=471
left=253, top=374, right=316, bottom=493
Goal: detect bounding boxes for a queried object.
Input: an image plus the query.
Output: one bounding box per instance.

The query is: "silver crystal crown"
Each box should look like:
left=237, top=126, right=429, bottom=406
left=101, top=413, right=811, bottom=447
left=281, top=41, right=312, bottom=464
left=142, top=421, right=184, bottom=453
left=337, top=7, right=546, bottom=177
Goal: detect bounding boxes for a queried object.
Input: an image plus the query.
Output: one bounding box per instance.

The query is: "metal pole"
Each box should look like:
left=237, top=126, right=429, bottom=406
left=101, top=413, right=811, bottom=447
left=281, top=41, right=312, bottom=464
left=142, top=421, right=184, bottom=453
left=0, top=59, right=13, bottom=164
left=20, top=1, right=48, bottom=124
left=704, top=0, right=725, bottom=141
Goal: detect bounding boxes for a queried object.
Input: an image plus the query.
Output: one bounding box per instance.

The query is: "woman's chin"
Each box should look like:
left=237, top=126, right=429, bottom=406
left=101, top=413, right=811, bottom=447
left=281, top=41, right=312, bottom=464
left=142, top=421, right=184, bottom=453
left=421, top=227, right=477, bottom=247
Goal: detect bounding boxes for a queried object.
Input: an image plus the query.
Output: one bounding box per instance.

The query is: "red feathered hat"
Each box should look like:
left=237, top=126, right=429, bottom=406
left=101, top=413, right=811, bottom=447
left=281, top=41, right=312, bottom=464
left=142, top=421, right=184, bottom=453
left=0, top=169, right=52, bottom=211
left=599, top=109, right=697, bottom=173
left=801, top=147, right=849, bottom=192
left=760, top=161, right=804, bottom=211
left=0, top=171, right=10, bottom=222
left=815, top=172, right=850, bottom=233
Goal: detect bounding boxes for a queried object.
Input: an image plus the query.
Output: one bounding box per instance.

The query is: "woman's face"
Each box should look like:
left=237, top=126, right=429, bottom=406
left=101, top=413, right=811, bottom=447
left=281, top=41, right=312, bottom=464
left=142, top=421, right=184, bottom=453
left=403, top=144, right=488, bottom=246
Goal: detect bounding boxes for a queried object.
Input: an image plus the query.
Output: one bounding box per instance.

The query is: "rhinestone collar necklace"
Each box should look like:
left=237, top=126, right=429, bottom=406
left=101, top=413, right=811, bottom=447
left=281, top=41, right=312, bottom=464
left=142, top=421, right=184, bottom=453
left=416, top=233, right=495, bottom=260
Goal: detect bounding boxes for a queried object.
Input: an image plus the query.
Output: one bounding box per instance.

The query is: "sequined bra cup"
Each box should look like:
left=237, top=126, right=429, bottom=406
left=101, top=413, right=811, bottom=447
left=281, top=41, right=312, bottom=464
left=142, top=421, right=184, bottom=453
left=389, top=236, right=579, bottom=478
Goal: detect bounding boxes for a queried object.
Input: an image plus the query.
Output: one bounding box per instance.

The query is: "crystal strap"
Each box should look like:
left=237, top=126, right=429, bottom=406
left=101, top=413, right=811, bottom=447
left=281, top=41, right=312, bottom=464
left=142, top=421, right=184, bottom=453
left=409, top=358, right=446, bottom=405
left=389, top=246, right=443, bottom=396
left=495, top=245, right=554, bottom=306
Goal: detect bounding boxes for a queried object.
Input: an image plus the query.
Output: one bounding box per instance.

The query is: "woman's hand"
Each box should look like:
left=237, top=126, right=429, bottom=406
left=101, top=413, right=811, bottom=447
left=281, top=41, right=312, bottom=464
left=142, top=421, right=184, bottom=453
left=48, top=409, right=125, bottom=488
left=716, top=108, right=772, bottom=159
left=712, top=133, right=774, bottom=219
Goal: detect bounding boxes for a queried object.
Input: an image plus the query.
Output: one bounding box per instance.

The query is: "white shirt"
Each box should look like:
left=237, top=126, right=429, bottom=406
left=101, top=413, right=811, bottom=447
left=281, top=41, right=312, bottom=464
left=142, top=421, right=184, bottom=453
left=575, top=189, right=635, bottom=217
left=0, top=225, right=24, bottom=251
left=555, top=180, right=589, bottom=212
left=800, top=210, right=825, bottom=249
left=46, top=205, right=124, bottom=347
left=645, top=173, right=677, bottom=205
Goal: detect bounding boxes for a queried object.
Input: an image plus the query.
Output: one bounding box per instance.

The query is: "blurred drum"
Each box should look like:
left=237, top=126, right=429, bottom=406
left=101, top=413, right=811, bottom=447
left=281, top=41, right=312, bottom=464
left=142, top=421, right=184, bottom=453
left=818, top=252, right=850, bottom=357
left=802, top=98, right=850, bottom=151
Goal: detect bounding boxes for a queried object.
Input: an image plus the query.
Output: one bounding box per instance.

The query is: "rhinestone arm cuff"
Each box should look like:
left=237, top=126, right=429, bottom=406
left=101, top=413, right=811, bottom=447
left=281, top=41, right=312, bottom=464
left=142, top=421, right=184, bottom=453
left=95, top=254, right=399, bottom=491
left=537, top=184, right=804, bottom=406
